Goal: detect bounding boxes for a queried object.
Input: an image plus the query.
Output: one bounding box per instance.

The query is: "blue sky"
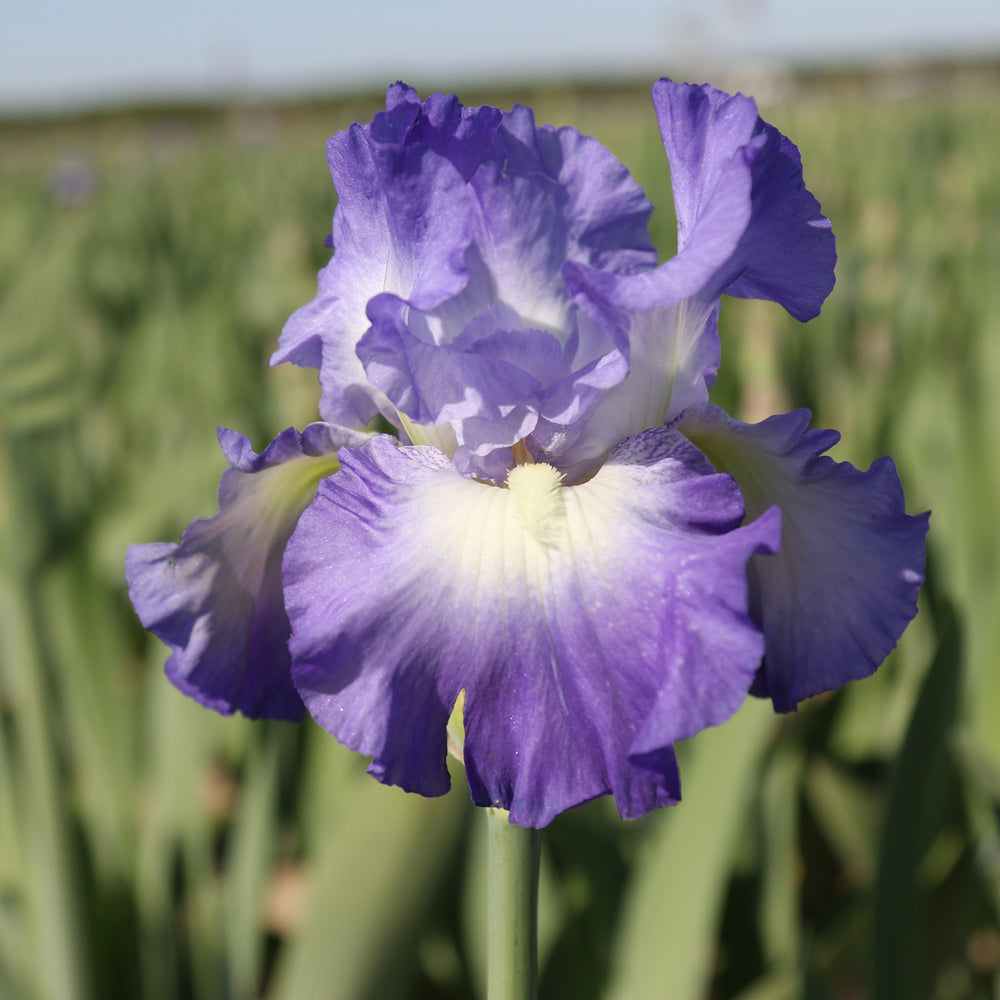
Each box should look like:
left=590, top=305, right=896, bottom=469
left=3, top=0, right=999, bottom=112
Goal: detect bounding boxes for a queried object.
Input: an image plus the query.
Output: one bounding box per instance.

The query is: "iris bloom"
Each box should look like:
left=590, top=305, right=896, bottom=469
left=127, top=80, right=928, bottom=828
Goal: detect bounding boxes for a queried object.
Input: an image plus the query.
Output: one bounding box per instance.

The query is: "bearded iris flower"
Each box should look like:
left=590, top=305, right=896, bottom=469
left=127, top=80, right=928, bottom=828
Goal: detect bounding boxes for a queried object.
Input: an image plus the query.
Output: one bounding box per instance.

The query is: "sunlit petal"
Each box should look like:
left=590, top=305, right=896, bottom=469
left=284, top=429, right=779, bottom=826
left=126, top=424, right=369, bottom=719
left=678, top=404, right=929, bottom=711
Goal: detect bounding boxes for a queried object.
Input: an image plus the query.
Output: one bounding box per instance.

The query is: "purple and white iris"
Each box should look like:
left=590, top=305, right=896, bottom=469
left=127, top=80, right=928, bottom=828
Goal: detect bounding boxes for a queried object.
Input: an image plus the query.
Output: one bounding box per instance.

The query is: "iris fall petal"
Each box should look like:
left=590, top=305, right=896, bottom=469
left=126, top=424, right=368, bottom=719
left=284, top=429, right=780, bottom=827
left=678, top=404, right=929, bottom=711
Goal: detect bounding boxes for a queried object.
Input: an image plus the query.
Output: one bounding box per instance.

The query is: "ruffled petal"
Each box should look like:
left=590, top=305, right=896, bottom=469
left=678, top=404, right=929, bottom=712
left=125, top=424, right=369, bottom=719
left=373, top=105, right=659, bottom=473
left=270, top=88, right=501, bottom=425
left=651, top=78, right=836, bottom=320
left=563, top=84, right=764, bottom=323
left=283, top=429, right=780, bottom=827
left=559, top=80, right=837, bottom=477
left=467, top=106, right=656, bottom=333
left=275, top=85, right=658, bottom=466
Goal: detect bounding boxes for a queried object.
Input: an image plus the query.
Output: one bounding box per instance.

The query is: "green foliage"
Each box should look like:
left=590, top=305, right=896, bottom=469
left=2, top=74, right=1000, bottom=999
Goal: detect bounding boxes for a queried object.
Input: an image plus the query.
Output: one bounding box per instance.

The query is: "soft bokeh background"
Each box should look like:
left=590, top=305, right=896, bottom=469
left=3, top=3, right=1000, bottom=998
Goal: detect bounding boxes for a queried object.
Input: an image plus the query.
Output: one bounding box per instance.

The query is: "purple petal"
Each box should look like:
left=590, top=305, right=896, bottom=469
left=284, top=429, right=780, bottom=827
left=125, top=424, right=369, bottom=719
left=270, top=88, right=500, bottom=425
left=275, top=84, right=658, bottom=459
left=563, top=83, right=764, bottom=322
left=678, top=404, right=929, bottom=712
left=652, top=78, right=836, bottom=320
left=468, top=106, right=656, bottom=332
left=555, top=295, right=722, bottom=481
left=400, top=107, right=659, bottom=469
left=560, top=79, right=837, bottom=476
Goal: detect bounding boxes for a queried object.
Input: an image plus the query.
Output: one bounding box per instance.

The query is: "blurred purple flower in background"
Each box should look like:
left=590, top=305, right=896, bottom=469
left=49, top=154, right=98, bottom=208
left=127, top=79, right=928, bottom=827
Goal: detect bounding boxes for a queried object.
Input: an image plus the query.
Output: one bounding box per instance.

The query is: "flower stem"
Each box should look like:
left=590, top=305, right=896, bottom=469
left=486, top=806, right=541, bottom=1000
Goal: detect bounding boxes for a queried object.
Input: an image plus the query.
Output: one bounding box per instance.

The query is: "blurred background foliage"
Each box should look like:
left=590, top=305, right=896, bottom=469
left=2, top=65, right=1000, bottom=999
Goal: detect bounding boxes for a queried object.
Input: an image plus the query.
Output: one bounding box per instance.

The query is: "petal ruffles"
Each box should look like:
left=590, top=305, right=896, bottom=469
left=678, top=405, right=929, bottom=712
left=284, top=430, right=780, bottom=827
left=272, top=84, right=657, bottom=476
left=271, top=90, right=500, bottom=425
left=561, top=79, right=836, bottom=478
left=126, top=424, right=368, bottom=719
left=650, top=79, right=836, bottom=320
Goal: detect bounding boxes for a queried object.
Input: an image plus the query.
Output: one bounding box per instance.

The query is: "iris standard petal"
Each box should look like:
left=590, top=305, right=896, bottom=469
left=273, top=85, right=657, bottom=459
left=562, top=80, right=768, bottom=325
left=271, top=89, right=501, bottom=425
left=678, top=404, right=929, bottom=712
left=467, top=105, right=656, bottom=335
left=369, top=103, right=658, bottom=473
left=560, top=80, right=837, bottom=478
left=554, top=294, right=722, bottom=480
left=125, top=424, right=368, bottom=719
left=651, top=78, right=836, bottom=320
left=284, top=429, right=780, bottom=827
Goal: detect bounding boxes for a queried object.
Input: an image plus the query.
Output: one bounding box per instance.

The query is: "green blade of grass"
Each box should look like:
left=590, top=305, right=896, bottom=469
left=606, top=697, right=776, bottom=1000
left=0, top=576, right=89, bottom=1000
left=870, top=602, right=961, bottom=1000
left=269, top=765, right=466, bottom=1000
left=758, top=746, right=805, bottom=974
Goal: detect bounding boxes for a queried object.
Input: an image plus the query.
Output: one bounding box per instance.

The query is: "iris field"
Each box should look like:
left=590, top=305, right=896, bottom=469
left=2, top=69, right=1000, bottom=999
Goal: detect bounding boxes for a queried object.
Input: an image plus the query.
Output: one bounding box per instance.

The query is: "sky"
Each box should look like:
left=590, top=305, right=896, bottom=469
left=2, top=0, right=999, bottom=113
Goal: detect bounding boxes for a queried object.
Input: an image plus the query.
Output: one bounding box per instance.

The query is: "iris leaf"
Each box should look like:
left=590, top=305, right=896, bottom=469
left=605, top=698, right=776, bottom=1000
left=870, top=601, right=961, bottom=1000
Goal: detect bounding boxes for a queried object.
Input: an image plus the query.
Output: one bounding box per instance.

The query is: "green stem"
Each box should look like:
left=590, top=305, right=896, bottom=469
left=486, top=807, right=541, bottom=1000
